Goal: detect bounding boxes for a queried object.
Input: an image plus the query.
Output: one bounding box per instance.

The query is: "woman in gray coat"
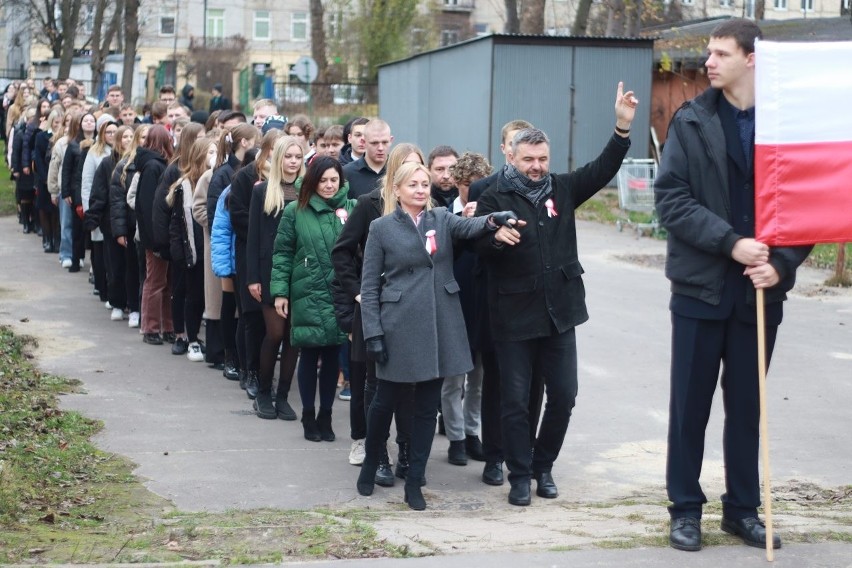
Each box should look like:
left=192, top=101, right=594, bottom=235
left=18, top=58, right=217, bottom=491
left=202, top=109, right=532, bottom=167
left=357, top=162, right=520, bottom=510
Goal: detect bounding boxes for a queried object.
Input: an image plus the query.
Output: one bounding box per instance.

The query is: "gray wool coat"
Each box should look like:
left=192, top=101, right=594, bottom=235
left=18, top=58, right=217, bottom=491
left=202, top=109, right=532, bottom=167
left=361, top=206, right=492, bottom=382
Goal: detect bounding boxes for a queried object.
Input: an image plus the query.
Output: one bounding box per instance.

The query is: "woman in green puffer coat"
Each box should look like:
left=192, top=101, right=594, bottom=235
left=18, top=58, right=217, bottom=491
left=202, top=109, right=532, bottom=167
left=271, top=155, right=356, bottom=442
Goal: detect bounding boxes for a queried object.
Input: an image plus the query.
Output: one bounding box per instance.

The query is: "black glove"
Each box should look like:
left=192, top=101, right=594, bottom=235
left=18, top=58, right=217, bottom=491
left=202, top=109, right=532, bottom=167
left=366, top=336, right=389, bottom=364
left=490, top=210, right=519, bottom=228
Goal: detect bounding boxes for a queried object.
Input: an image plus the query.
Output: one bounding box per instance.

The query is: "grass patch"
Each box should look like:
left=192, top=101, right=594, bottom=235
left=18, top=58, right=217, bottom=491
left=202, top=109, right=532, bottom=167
left=0, top=159, right=15, bottom=217
left=0, top=325, right=399, bottom=564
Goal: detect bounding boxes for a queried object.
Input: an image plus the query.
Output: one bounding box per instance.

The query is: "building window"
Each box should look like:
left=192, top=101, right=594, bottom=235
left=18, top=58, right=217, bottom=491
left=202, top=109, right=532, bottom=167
left=681, top=0, right=694, bottom=5
left=291, top=12, right=308, bottom=41
left=328, top=11, right=344, bottom=39
left=254, top=10, right=271, bottom=40
left=441, top=29, right=460, bottom=46
left=83, top=4, right=95, bottom=33
left=773, top=0, right=787, bottom=8
left=845, top=0, right=850, bottom=9
left=800, top=0, right=813, bottom=10
left=744, top=0, right=755, bottom=17
left=719, top=0, right=732, bottom=7
left=206, top=8, right=225, bottom=39
left=160, top=15, right=176, bottom=36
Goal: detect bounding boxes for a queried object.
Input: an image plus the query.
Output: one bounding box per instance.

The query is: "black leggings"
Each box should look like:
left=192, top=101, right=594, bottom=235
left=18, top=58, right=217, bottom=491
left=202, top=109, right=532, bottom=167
left=259, top=304, right=299, bottom=395
left=297, top=345, right=340, bottom=411
left=221, top=290, right=240, bottom=366
left=350, top=359, right=413, bottom=444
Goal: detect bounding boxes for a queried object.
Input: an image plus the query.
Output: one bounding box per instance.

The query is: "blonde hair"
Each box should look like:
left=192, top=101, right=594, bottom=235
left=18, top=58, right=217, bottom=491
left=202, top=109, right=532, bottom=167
left=263, top=136, right=304, bottom=216
left=255, top=128, right=284, bottom=183
left=121, top=124, right=150, bottom=184
left=383, top=162, right=432, bottom=216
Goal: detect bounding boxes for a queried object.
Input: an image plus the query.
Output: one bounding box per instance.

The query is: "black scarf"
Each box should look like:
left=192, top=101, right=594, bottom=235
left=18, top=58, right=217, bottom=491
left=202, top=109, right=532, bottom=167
left=499, top=163, right=552, bottom=207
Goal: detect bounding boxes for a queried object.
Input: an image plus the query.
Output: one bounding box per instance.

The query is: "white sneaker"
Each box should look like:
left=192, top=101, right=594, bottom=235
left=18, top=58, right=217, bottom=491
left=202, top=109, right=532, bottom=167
left=104, top=301, right=112, bottom=309
left=128, top=312, right=140, bottom=328
left=110, top=308, right=124, bottom=321
left=349, top=439, right=366, bottom=465
left=61, top=259, right=72, bottom=269
left=186, top=342, right=204, bottom=362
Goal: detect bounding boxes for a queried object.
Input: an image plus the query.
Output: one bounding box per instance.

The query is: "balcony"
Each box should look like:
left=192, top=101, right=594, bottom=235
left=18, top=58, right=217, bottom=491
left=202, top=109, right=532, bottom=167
left=188, top=36, right=248, bottom=52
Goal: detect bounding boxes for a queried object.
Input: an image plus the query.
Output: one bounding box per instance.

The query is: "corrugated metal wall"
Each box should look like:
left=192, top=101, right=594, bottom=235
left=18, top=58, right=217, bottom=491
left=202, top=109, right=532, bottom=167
left=379, top=39, right=492, bottom=159
left=379, top=36, right=653, bottom=176
left=571, top=46, right=652, bottom=170
left=491, top=43, right=574, bottom=169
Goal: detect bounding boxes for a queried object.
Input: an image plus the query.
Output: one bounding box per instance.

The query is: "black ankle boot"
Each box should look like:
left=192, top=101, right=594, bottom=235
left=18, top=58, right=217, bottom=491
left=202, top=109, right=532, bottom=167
left=302, top=408, right=321, bottom=442
left=375, top=447, right=395, bottom=487
left=394, top=442, right=410, bottom=480
left=404, top=483, right=426, bottom=511
left=316, top=408, right=335, bottom=442
left=245, top=371, right=259, bottom=399
left=357, top=457, right=378, bottom=496
left=238, top=369, right=248, bottom=390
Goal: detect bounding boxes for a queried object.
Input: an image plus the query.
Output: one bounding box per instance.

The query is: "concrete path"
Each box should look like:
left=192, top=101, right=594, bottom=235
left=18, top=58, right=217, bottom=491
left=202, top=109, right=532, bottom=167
left=1, top=214, right=850, bottom=565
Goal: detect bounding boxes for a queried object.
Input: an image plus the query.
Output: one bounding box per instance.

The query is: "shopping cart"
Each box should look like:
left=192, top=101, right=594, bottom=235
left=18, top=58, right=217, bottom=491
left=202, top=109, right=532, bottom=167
left=616, top=158, right=659, bottom=237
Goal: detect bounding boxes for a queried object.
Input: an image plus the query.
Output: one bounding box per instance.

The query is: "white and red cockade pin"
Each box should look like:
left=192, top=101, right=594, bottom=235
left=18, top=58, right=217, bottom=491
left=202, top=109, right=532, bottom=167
left=545, top=198, right=559, bottom=218
left=425, top=230, right=437, bottom=256
left=335, top=208, right=349, bottom=225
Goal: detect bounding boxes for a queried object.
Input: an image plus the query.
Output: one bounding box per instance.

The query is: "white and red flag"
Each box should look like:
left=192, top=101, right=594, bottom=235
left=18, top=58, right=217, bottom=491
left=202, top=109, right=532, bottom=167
left=755, top=40, right=852, bottom=246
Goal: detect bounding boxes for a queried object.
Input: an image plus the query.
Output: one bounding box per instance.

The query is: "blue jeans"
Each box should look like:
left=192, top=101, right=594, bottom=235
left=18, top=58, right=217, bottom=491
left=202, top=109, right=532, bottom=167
left=58, top=198, right=73, bottom=261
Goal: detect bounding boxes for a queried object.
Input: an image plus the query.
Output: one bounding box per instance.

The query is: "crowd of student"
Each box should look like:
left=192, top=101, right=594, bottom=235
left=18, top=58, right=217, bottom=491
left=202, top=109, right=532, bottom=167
left=3, top=77, right=524, bottom=511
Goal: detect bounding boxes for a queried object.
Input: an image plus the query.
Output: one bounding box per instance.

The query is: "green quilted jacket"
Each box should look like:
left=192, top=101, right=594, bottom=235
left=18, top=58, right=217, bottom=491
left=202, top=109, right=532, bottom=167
left=270, top=185, right=356, bottom=347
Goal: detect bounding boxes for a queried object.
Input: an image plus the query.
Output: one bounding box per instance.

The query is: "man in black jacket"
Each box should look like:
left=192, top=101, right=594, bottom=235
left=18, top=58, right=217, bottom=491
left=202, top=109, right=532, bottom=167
left=475, top=84, right=636, bottom=507
left=655, top=19, right=811, bottom=553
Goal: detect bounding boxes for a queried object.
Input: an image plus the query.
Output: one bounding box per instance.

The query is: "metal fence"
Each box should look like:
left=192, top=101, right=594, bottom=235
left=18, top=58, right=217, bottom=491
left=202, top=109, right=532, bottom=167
left=270, top=81, right=378, bottom=125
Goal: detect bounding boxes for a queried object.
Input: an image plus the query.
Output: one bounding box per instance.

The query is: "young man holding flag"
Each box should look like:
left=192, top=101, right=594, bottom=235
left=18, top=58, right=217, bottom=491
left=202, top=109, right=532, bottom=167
left=655, top=18, right=812, bottom=552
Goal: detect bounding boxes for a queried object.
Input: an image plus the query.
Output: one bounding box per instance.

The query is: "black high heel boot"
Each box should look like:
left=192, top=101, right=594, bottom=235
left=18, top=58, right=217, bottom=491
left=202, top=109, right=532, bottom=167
left=394, top=442, right=409, bottom=480
left=403, top=483, right=426, bottom=511
left=357, top=456, right=379, bottom=496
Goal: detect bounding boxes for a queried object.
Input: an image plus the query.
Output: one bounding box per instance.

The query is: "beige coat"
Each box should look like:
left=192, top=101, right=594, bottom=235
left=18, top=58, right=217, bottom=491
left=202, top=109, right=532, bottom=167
left=192, top=168, right=222, bottom=319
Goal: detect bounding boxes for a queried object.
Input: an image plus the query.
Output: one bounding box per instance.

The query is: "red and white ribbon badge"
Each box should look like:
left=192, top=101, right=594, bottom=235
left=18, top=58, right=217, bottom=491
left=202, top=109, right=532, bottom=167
left=335, top=208, right=348, bottom=225
left=545, top=198, right=559, bottom=218
left=425, top=229, right=437, bottom=256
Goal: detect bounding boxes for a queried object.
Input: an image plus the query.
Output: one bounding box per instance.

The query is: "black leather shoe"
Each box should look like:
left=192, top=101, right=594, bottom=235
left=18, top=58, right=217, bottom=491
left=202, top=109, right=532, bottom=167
left=171, top=337, right=188, bottom=355
left=245, top=371, right=259, bottom=400
left=534, top=471, right=558, bottom=499
left=482, top=461, right=504, bottom=486
left=223, top=361, right=240, bottom=381
left=465, top=435, right=485, bottom=461
left=448, top=440, right=468, bottom=465
left=669, top=517, right=702, bottom=552
left=375, top=463, right=395, bottom=487
left=142, top=333, right=163, bottom=345
left=508, top=482, right=531, bottom=506
left=721, top=517, right=781, bottom=549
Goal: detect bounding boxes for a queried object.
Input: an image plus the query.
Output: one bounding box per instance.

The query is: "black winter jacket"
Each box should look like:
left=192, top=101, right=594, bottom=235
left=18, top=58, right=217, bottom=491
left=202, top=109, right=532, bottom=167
left=152, top=161, right=181, bottom=251
left=61, top=140, right=85, bottom=204
left=167, top=180, right=204, bottom=268
left=85, top=153, right=116, bottom=235
left=134, top=147, right=168, bottom=251
left=205, top=154, right=241, bottom=229
left=109, top=158, right=136, bottom=240
left=654, top=88, right=811, bottom=307
left=475, top=134, right=629, bottom=342
left=226, top=159, right=257, bottom=244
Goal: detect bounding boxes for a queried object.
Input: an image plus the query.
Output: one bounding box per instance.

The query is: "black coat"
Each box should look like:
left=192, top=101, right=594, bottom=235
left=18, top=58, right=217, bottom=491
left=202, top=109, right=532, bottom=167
left=12, top=122, right=34, bottom=199
left=475, top=134, right=629, bottom=342
left=246, top=181, right=297, bottom=305
left=33, top=129, right=53, bottom=209
left=61, top=140, right=84, bottom=204
left=654, top=88, right=811, bottom=310
left=109, top=158, right=136, bottom=240
left=167, top=180, right=204, bottom=268
left=205, top=154, right=241, bottom=229
left=85, top=154, right=116, bottom=235
left=331, top=188, right=382, bottom=354
left=229, top=161, right=261, bottom=312
left=152, top=161, right=181, bottom=252
left=134, top=147, right=168, bottom=251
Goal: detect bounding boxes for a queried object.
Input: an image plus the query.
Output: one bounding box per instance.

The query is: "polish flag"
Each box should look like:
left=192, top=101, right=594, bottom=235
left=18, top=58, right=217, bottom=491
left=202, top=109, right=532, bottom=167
left=755, top=40, right=852, bottom=246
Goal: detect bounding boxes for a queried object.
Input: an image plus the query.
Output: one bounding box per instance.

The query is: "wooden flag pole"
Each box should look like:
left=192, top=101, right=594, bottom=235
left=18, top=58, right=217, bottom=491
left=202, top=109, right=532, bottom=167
left=755, top=287, right=774, bottom=562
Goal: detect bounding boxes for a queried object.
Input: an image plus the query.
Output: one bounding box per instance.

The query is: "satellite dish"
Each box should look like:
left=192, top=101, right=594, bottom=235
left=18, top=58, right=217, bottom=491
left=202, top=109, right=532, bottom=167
left=294, top=56, right=318, bottom=83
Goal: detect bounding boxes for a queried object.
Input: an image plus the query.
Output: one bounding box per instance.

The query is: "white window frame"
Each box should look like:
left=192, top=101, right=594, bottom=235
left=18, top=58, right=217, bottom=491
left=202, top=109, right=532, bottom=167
left=206, top=8, right=225, bottom=39
left=159, top=13, right=176, bottom=36
left=773, top=0, right=787, bottom=9
left=291, top=12, right=308, bottom=41
left=800, top=0, right=814, bottom=11
left=441, top=29, right=460, bottom=46
left=83, top=4, right=95, bottom=34
left=719, top=0, right=732, bottom=7
left=681, top=0, right=695, bottom=5
left=254, top=10, right=271, bottom=40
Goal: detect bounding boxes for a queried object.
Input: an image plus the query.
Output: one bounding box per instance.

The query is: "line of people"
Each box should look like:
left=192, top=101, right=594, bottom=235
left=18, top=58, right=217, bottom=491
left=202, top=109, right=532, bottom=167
left=7, top=79, right=641, bottom=514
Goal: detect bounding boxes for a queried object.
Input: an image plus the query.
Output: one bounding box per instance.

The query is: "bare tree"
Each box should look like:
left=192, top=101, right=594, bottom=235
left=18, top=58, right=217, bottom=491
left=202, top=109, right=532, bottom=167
left=58, top=0, right=83, bottom=78
left=89, top=0, right=125, bottom=96
left=309, top=0, right=332, bottom=104
left=504, top=0, right=520, bottom=33
left=572, top=0, right=594, bottom=36
left=122, top=0, right=140, bottom=99
left=605, top=0, right=626, bottom=37
left=519, top=0, right=546, bottom=34
left=0, top=0, right=65, bottom=58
